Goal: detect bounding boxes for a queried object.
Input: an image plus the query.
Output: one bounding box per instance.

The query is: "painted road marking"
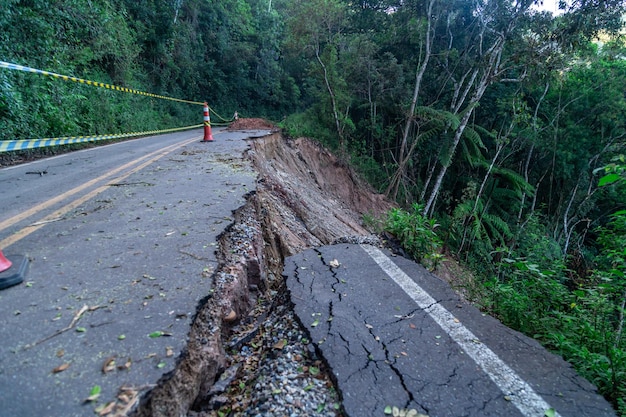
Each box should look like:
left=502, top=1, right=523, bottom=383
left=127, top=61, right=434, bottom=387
left=0, top=136, right=201, bottom=249
left=360, top=244, right=561, bottom=417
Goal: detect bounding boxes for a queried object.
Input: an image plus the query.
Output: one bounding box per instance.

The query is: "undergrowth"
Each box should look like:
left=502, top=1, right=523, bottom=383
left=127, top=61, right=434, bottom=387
left=384, top=203, right=442, bottom=271
left=384, top=206, right=626, bottom=415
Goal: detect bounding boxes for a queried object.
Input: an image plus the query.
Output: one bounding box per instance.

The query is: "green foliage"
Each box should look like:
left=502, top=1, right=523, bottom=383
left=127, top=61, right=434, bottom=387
left=280, top=111, right=333, bottom=144
left=385, top=204, right=442, bottom=270
left=481, top=249, right=626, bottom=411
left=483, top=264, right=570, bottom=334
left=1, top=1, right=626, bottom=412
left=477, top=164, right=626, bottom=414
left=597, top=154, right=626, bottom=187
left=361, top=211, right=385, bottom=234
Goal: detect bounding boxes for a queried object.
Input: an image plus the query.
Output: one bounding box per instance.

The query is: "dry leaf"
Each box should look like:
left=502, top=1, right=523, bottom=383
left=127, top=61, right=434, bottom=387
left=409, top=323, right=417, bottom=329
left=52, top=363, right=70, bottom=373
left=329, top=259, right=340, bottom=268
left=165, top=346, right=174, bottom=357
left=96, top=401, right=115, bottom=416
left=224, top=309, right=237, bottom=322
left=273, top=339, right=286, bottom=350
left=400, top=351, right=408, bottom=356
left=102, top=356, right=116, bottom=374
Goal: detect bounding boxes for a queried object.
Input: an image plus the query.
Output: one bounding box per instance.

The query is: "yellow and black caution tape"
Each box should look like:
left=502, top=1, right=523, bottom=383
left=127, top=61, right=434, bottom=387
left=206, top=104, right=237, bottom=123
left=0, top=61, right=204, bottom=105
left=0, top=124, right=203, bottom=153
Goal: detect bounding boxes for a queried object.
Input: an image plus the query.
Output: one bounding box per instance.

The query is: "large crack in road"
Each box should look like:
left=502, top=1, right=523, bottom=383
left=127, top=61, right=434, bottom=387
left=131, top=131, right=392, bottom=416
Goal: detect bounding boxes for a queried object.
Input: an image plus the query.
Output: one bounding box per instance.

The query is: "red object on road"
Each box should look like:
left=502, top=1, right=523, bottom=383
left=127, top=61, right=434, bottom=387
left=202, top=102, right=214, bottom=142
left=0, top=251, right=28, bottom=290
left=0, top=249, right=12, bottom=273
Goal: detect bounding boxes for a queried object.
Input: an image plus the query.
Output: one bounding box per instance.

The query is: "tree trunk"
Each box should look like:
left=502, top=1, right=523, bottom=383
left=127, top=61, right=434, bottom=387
left=518, top=82, right=549, bottom=223
left=315, top=47, right=345, bottom=154
left=423, top=17, right=508, bottom=216
left=423, top=52, right=497, bottom=216
left=386, top=0, right=435, bottom=201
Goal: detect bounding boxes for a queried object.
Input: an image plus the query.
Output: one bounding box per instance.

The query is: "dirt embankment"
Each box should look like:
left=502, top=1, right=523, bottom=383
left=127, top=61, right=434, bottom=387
left=250, top=133, right=393, bottom=275
left=132, top=122, right=394, bottom=416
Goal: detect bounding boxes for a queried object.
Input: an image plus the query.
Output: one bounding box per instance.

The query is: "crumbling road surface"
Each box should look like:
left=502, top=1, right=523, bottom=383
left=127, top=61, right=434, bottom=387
left=285, top=244, right=615, bottom=417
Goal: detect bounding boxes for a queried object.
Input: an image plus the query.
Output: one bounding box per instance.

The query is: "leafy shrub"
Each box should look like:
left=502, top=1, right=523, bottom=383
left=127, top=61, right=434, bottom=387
left=385, top=203, right=442, bottom=270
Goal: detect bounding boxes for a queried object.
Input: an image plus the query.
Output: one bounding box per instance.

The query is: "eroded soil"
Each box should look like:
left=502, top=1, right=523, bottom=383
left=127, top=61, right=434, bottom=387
left=131, top=121, right=394, bottom=416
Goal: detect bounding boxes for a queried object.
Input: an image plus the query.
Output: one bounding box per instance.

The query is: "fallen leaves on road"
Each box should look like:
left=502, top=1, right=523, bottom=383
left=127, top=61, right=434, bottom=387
left=25, top=304, right=105, bottom=350
left=102, top=357, right=116, bottom=374
left=52, top=363, right=70, bottom=373
left=384, top=405, right=429, bottom=417
left=273, top=339, right=287, bottom=350
left=148, top=330, right=172, bottom=338
left=95, top=402, right=115, bottom=416
left=119, top=357, right=132, bottom=370
left=92, top=385, right=147, bottom=416
left=85, top=385, right=101, bottom=403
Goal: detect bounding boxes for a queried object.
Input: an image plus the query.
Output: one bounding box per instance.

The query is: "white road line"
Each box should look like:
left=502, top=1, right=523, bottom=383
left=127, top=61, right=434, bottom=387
left=360, top=244, right=561, bottom=417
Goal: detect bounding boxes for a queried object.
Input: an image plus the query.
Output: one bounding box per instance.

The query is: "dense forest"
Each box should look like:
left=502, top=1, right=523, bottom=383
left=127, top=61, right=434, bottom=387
left=1, top=0, right=626, bottom=413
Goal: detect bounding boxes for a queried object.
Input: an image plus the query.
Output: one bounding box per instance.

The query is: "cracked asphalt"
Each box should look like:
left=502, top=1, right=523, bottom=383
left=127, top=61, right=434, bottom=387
left=285, top=244, right=616, bottom=417
left=0, top=129, right=264, bottom=417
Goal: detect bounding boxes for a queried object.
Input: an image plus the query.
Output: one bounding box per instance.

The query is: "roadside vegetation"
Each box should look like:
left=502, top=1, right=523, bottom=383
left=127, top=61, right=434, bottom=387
left=2, top=0, right=625, bottom=413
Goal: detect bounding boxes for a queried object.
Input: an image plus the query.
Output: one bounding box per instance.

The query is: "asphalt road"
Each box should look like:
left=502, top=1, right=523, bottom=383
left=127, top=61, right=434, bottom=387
left=285, top=244, right=616, bottom=417
left=0, top=128, right=265, bottom=416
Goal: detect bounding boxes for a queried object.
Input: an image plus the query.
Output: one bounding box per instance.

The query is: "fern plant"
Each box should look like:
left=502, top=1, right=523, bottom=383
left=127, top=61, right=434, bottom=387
left=451, top=187, right=513, bottom=261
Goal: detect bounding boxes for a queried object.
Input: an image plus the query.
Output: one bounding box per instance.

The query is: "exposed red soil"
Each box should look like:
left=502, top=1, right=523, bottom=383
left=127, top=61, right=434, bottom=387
left=227, top=118, right=276, bottom=131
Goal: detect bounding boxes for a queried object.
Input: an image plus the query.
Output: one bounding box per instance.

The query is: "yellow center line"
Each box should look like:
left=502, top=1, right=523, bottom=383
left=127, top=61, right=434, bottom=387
left=0, top=136, right=202, bottom=249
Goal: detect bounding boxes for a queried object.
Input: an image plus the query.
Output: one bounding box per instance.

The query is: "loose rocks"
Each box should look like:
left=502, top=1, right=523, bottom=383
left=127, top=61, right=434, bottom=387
left=190, top=301, right=341, bottom=417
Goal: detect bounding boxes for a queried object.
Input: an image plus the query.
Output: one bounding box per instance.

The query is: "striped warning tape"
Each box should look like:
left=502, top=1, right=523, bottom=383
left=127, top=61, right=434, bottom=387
left=0, top=61, right=204, bottom=105
left=0, top=124, right=203, bottom=153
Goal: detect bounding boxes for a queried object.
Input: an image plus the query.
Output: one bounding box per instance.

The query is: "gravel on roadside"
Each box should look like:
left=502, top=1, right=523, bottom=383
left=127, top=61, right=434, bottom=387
left=189, top=291, right=342, bottom=417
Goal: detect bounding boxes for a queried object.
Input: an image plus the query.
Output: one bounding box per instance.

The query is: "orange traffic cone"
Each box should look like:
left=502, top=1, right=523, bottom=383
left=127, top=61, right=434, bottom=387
left=0, top=250, right=11, bottom=273
left=0, top=249, right=28, bottom=290
left=202, top=102, right=214, bottom=142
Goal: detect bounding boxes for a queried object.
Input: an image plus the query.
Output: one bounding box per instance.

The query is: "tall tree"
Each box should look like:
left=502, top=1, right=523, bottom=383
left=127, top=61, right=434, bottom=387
left=385, top=0, right=436, bottom=202
left=284, top=0, right=350, bottom=153
left=422, top=0, right=537, bottom=216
